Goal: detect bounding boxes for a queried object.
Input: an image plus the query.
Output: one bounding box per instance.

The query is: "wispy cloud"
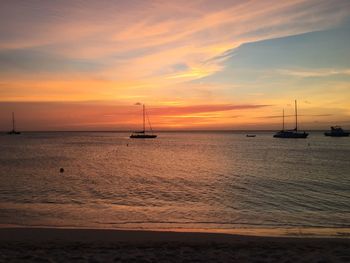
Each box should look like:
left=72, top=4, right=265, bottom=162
left=1, top=0, right=349, bottom=80
left=277, top=68, right=350, bottom=77
left=149, top=104, right=270, bottom=116
left=0, top=101, right=270, bottom=130
left=257, top=114, right=333, bottom=119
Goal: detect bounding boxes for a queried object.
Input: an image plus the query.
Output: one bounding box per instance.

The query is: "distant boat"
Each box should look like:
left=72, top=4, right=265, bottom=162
left=246, top=134, right=256, bottom=137
left=130, top=104, right=157, bottom=139
left=7, top=112, right=21, bottom=135
left=324, top=126, right=349, bottom=137
left=273, top=100, right=308, bottom=138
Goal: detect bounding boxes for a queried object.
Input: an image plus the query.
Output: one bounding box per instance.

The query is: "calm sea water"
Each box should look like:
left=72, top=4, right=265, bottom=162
left=0, top=131, right=349, bottom=235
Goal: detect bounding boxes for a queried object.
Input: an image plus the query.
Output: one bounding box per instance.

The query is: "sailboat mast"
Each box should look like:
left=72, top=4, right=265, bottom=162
left=12, top=112, right=15, bottom=131
left=143, top=104, right=145, bottom=132
left=295, top=100, right=298, bottom=132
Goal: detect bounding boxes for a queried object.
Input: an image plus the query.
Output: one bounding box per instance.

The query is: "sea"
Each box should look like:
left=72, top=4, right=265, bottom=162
left=0, top=131, right=349, bottom=237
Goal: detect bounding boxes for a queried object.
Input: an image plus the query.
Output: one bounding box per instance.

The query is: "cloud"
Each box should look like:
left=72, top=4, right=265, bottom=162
left=277, top=68, right=350, bottom=78
left=1, top=0, right=349, bottom=79
left=171, top=63, right=190, bottom=72
left=0, top=101, right=270, bottom=130
left=149, top=104, right=271, bottom=116
left=257, top=114, right=333, bottom=119
left=0, top=48, right=101, bottom=73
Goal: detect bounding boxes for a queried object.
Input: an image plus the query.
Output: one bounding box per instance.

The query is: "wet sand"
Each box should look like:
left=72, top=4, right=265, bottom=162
left=0, top=228, right=349, bottom=262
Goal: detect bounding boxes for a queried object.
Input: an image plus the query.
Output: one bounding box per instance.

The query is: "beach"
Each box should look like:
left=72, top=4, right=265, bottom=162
left=0, top=227, right=349, bottom=262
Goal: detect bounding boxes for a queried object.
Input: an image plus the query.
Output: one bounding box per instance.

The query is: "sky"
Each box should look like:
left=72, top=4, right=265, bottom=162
left=0, top=0, right=350, bottom=131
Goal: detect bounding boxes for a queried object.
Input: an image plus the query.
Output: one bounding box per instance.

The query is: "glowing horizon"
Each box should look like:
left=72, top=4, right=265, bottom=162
left=1, top=0, right=350, bottom=131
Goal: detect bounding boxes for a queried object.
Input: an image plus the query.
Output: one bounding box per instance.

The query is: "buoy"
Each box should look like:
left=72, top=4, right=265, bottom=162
left=60, top=168, right=64, bottom=173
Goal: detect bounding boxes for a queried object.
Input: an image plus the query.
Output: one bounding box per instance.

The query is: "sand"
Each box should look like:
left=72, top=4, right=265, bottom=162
left=0, top=228, right=349, bottom=262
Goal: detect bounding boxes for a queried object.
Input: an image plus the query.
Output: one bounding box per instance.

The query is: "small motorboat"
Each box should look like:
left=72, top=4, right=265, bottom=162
left=246, top=134, right=256, bottom=137
left=324, top=126, right=349, bottom=137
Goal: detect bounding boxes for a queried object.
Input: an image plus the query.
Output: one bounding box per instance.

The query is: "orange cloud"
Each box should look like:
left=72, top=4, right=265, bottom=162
left=0, top=101, right=271, bottom=131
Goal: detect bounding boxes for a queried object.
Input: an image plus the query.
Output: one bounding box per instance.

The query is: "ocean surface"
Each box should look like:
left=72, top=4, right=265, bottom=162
left=0, top=131, right=349, bottom=236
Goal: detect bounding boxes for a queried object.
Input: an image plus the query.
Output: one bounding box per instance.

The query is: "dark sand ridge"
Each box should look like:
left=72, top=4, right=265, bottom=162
left=0, top=228, right=349, bottom=262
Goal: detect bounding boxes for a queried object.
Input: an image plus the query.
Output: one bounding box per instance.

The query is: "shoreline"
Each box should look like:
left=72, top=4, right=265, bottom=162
left=1, top=227, right=350, bottom=242
left=1, top=227, right=349, bottom=262
left=1, top=224, right=349, bottom=238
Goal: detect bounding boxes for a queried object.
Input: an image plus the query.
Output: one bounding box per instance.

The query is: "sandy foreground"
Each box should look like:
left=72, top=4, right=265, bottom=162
left=0, top=228, right=349, bottom=262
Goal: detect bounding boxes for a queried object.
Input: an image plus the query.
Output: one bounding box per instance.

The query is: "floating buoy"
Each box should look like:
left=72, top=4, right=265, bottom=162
left=60, top=168, right=64, bottom=173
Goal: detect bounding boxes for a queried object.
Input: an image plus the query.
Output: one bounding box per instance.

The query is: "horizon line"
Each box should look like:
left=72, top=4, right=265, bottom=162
left=0, top=129, right=331, bottom=133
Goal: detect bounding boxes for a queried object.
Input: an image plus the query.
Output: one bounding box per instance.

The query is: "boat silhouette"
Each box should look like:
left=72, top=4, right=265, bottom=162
left=130, top=104, right=157, bottom=139
left=324, top=126, right=349, bottom=137
left=7, top=112, right=21, bottom=135
left=246, top=134, right=256, bottom=137
left=273, top=100, right=308, bottom=138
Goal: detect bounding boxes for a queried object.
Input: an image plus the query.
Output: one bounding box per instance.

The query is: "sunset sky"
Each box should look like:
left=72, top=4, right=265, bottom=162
left=1, top=0, right=350, bottom=131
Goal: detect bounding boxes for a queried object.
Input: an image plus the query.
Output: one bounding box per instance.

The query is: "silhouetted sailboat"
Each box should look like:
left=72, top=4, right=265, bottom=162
left=273, top=100, right=308, bottom=138
left=130, top=104, right=157, bottom=139
left=7, top=112, right=21, bottom=135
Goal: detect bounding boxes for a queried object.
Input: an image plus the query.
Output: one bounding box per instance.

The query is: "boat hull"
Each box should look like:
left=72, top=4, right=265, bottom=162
left=7, top=130, right=21, bottom=135
left=273, top=131, right=308, bottom=138
left=324, top=132, right=349, bottom=137
left=130, top=134, right=157, bottom=139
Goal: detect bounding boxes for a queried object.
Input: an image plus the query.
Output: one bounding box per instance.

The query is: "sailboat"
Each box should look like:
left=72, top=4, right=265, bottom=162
left=273, top=100, right=308, bottom=138
left=7, top=112, right=21, bottom=135
left=130, top=104, right=157, bottom=139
